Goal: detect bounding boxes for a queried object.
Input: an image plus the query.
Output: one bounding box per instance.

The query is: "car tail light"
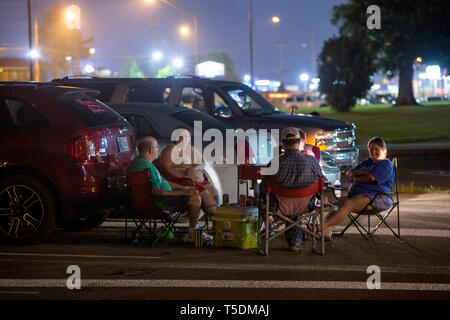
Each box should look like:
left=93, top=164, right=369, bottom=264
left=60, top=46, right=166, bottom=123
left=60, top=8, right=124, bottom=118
left=68, top=135, right=96, bottom=162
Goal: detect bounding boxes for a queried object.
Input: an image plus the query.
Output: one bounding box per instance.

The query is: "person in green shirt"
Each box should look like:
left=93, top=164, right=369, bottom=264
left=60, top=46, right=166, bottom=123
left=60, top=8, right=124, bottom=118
left=128, top=136, right=202, bottom=243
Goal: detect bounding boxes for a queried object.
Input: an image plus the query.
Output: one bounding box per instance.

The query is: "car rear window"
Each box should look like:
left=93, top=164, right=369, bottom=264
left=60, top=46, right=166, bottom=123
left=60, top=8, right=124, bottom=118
left=59, top=93, right=123, bottom=127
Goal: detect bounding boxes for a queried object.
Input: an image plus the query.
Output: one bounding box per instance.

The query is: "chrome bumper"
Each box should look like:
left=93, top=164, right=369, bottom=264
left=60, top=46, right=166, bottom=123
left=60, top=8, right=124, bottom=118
left=330, top=148, right=359, bottom=170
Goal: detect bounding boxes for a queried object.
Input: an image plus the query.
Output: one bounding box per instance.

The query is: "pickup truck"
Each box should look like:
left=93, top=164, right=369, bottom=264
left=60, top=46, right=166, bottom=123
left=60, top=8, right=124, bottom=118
left=52, top=76, right=359, bottom=172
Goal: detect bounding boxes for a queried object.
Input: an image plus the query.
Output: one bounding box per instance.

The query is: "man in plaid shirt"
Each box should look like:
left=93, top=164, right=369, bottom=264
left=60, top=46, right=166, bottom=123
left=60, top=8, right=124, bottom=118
left=263, top=127, right=323, bottom=251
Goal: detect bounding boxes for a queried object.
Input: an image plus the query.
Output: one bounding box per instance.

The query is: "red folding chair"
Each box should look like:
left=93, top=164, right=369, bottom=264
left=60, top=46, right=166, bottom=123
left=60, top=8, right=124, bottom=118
left=259, top=177, right=326, bottom=255
left=127, top=169, right=186, bottom=247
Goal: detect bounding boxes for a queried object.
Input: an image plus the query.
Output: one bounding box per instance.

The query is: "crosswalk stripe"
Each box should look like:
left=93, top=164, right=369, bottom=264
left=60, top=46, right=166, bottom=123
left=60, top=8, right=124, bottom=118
left=0, top=279, right=449, bottom=291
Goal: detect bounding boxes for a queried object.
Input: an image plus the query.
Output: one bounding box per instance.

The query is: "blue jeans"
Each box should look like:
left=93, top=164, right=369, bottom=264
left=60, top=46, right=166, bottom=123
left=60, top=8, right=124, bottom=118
left=285, top=216, right=302, bottom=245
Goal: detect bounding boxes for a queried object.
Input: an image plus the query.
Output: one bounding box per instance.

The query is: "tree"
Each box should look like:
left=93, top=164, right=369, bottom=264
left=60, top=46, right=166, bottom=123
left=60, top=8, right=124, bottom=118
left=39, top=2, right=93, bottom=80
left=120, top=60, right=145, bottom=78
left=331, top=0, right=450, bottom=106
left=318, top=36, right=375, bottom=112
left=156, top=65, right=176, bottom=78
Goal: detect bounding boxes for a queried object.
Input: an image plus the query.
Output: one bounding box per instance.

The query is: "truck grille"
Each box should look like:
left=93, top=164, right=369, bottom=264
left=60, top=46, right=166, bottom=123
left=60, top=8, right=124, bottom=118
left=337, top=131, right=354, bottom=139
left=338, top=141, right=354, bottom=148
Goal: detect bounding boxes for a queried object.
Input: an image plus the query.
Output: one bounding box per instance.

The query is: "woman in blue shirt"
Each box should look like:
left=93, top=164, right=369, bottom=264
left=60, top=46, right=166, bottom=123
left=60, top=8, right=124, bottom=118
left=318, top=137, right=395, bottom=240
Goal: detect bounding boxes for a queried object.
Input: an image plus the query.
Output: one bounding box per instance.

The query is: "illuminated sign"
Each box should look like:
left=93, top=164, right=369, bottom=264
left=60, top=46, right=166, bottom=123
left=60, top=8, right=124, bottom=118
left=195, top=60, right=225, bottom=78
left=268, top=93, right=290, bottom=99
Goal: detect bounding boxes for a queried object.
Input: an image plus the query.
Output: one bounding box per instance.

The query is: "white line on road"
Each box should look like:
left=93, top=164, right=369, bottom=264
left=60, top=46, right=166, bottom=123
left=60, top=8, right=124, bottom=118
left=0, top=253, right=162, bottom=260
left=1, top=254, right=448, bottom=275
left=339, top=227, right=450, bottom=237
left=0, top=279, right=449, bottom=291
left=0, top=290, right=39, bottom=295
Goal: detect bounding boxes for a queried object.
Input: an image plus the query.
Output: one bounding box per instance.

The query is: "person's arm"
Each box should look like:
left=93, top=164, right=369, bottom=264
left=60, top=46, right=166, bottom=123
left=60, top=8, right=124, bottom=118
left=151, top=186, right=195, bottom=197
left=346, top=169, right=375, bottom=183
left=159, top=145, right=186, bottom=178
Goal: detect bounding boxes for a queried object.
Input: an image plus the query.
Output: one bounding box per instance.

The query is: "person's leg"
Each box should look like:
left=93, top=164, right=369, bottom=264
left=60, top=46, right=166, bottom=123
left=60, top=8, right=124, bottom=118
left=186, top=190, right=202, bottom=231
left=200, top=189, right=217, bottom=215
left=284, top=216, right=302, bottom=245
left=284, top=216, right=302, bottom=251
left=321, top=194, right=371, bottom=236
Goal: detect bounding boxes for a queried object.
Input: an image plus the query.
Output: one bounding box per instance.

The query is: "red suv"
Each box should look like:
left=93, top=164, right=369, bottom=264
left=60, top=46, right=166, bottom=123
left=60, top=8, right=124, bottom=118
left=0, top=83, right=136, bottom=244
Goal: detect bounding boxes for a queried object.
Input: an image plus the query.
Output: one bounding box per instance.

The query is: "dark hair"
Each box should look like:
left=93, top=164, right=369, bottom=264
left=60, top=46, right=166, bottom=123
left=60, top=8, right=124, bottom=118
left=368, top=137, right=387, bottom=151
left=282, top=137, right=300, bottom=145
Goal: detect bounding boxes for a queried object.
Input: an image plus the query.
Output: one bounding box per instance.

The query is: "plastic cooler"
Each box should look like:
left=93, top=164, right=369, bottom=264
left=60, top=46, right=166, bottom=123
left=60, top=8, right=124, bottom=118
left=212, top=206, right=258, bottom=249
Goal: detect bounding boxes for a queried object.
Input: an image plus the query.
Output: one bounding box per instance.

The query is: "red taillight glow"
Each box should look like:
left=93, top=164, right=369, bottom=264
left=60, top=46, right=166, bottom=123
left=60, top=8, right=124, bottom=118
left=68, top=135, right=96, bottom=162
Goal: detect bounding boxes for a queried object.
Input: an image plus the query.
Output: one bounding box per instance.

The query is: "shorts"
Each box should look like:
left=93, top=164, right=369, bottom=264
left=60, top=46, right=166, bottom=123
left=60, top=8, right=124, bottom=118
left=346, top=192, right=393, bottom=211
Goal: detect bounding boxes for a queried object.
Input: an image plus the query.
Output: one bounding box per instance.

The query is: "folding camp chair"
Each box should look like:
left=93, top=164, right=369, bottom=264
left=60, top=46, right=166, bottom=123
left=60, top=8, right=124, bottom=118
left=127, top=169, right=186, bottom=247
left=258, top=177, right=326, bottom=255
left=337, top=157, right=400, bottom=240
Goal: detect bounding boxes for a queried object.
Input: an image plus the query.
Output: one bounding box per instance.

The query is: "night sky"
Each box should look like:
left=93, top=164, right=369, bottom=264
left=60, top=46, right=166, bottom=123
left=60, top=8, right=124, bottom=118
left=0, top=0, right=345, bottom=84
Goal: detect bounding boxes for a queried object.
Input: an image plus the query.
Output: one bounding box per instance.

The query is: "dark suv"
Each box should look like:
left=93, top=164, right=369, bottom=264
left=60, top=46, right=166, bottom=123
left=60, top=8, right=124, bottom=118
left=52, top=76, right=359, bottom=171
left=0, top=83, right=136, bottom=243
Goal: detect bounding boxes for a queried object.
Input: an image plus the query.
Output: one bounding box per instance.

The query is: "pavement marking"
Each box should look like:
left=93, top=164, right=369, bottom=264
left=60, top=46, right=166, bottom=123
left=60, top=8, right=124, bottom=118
left=0, top=290, right=39, bottom=295
left=0, top=253, right=162, bottom=260
left=0, top=279, right=449, bottom=291
left=340, top=227, right=450, bottom=238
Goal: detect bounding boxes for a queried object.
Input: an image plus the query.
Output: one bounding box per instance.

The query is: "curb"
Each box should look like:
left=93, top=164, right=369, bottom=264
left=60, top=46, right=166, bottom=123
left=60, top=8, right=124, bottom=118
left=357, top=144, right=450, bottom=157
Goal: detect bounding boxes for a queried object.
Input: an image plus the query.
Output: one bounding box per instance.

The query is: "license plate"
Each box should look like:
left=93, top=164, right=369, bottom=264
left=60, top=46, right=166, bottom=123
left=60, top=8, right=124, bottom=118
left=117, top=136, right=130, bottom=152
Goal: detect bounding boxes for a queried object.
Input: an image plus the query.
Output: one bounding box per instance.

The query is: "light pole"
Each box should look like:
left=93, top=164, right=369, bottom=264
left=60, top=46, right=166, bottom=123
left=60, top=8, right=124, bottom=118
left=271, top=15, right=316, bottom=76
left=249, top=0, right=254, bottom=88
left=27, top=0, right=33, bottom=81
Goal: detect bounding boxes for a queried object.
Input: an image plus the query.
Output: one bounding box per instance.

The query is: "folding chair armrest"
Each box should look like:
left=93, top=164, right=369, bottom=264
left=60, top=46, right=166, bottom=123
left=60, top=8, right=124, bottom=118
left=152, top=194, right=187, bottom=201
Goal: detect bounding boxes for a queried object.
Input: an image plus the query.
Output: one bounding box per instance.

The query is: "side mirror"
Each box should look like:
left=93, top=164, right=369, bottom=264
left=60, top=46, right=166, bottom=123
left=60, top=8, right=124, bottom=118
left=215, top=106, right=233, bottom=118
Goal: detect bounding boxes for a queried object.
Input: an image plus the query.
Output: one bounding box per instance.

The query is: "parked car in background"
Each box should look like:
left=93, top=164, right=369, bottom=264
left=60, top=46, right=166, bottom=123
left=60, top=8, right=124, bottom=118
left=106, top=102, right=341, bottom=204
left=0, top=82, right=136, bottom=243
left=285, top=91, right=328, bottom=109
left=52, top=76, right=358, bottom=172
left=368, top=93, right=396, bottom=104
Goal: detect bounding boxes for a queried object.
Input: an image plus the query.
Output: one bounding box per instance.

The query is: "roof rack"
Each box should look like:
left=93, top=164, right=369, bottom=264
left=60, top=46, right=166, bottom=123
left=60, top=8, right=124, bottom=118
left=51, top=75, right=102, bottom=82
left=165, top=75, right=203, bottom=80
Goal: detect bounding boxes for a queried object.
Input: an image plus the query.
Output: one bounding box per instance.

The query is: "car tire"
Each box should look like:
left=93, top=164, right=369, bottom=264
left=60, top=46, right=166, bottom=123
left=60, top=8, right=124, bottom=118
left=0, top=174, right=57, bottom=244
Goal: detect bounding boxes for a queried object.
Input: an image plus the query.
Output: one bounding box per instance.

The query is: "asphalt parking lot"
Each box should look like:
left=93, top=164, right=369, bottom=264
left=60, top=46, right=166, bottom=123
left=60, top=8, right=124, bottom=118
left=0, top=191, right=449, bottom=302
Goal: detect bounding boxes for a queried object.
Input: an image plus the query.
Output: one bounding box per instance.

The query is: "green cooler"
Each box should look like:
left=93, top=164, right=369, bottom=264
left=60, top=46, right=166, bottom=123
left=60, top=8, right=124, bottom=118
left=212, top=206, right=258, bottom=249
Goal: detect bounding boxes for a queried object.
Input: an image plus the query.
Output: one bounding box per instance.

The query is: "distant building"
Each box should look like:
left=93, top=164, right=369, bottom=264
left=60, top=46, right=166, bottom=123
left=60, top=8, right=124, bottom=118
left=0, top=58, right=29, bottom=81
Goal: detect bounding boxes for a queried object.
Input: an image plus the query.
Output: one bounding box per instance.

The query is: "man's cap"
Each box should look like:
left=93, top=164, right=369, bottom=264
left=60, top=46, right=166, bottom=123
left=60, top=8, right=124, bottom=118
left=281, top=127, right=301, bottom=140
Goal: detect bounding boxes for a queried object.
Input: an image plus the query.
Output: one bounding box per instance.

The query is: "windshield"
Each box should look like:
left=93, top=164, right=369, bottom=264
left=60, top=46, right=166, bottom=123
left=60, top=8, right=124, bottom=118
left=222, top=86, right=279, bottom=115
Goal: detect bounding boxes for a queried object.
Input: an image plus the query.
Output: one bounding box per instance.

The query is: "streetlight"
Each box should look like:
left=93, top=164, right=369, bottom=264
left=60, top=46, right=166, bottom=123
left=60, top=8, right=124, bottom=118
left=28, top=48, right=40, bottom=59
left=179, top=25, right=190, bottom=36
left=300, top=73, right=309, bottom=90
left=271, top=15, right=316, bottom=76
left=152, top=51, right=163, bottom=61
left=416, top=57, right=423, bottom=63
left=146, top=0, right=199, bottom=66
left=172, top=58, right=183, bottom=69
